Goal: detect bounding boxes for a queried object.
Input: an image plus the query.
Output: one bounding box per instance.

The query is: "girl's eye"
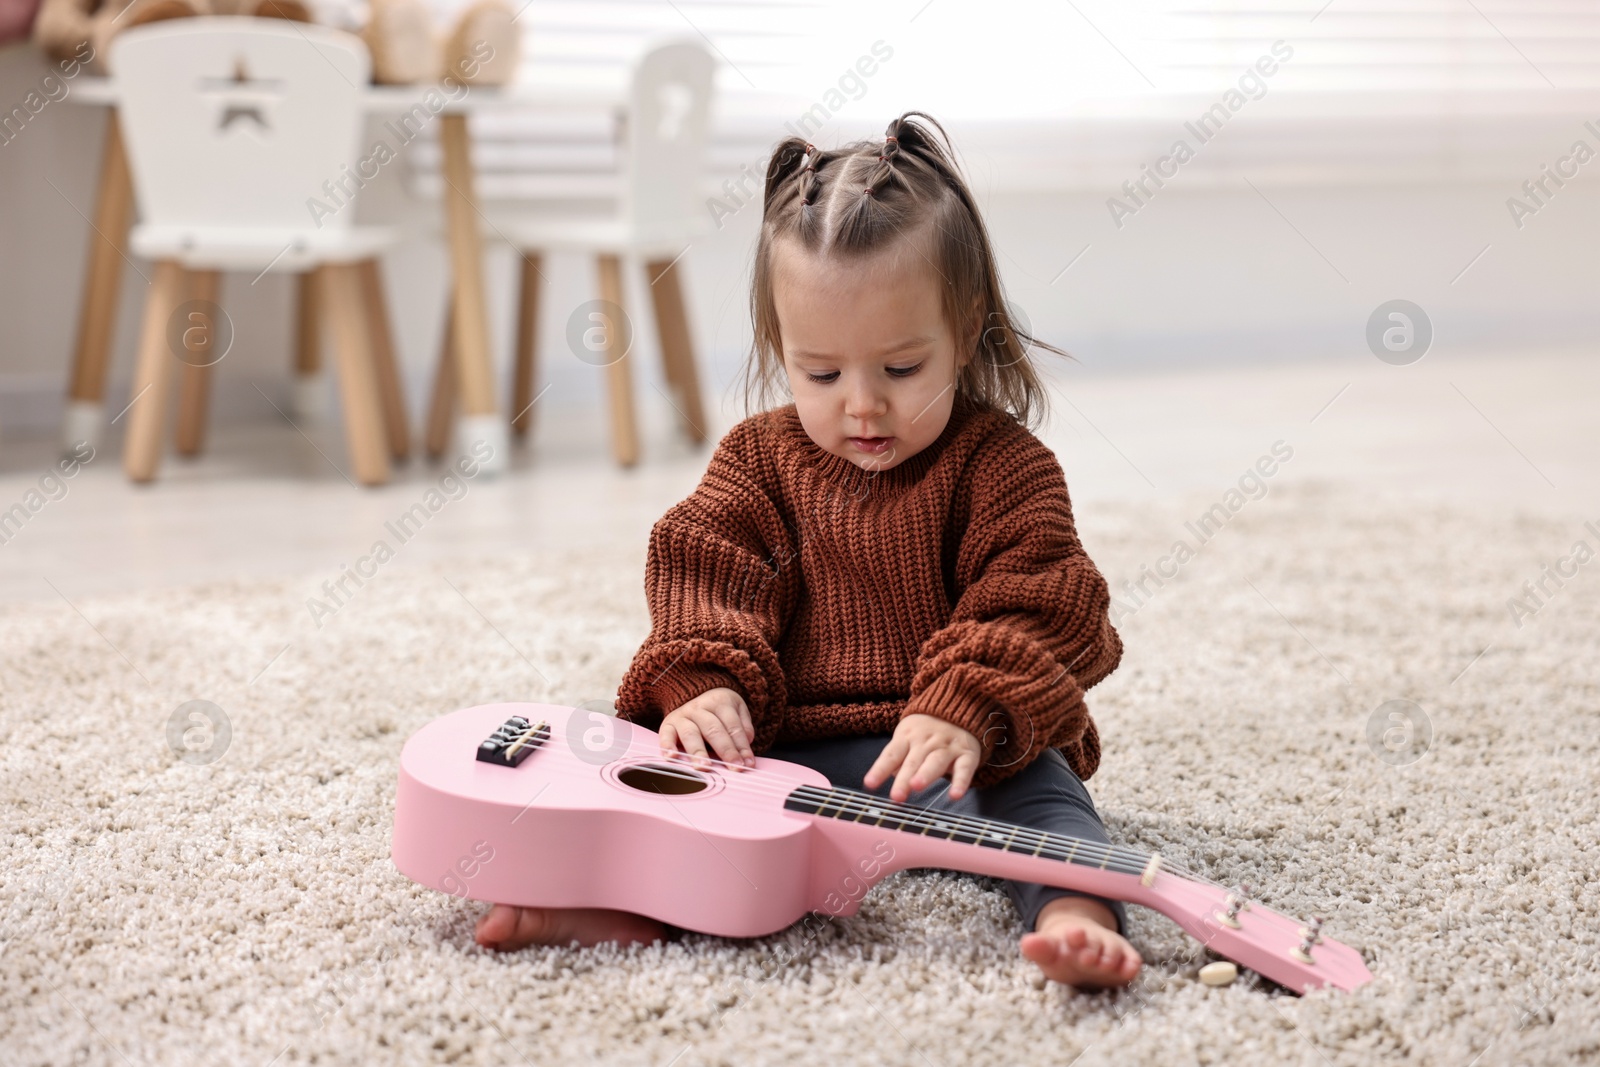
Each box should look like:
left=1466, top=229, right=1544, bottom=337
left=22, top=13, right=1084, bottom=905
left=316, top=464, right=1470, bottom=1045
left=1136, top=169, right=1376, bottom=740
left=803, top=363, right=921, bottom=384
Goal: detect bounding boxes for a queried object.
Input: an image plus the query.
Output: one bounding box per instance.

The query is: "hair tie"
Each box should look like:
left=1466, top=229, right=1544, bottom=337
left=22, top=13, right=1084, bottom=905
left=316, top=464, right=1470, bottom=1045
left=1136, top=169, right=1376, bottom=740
left=798, top=140, right=818, bottom=206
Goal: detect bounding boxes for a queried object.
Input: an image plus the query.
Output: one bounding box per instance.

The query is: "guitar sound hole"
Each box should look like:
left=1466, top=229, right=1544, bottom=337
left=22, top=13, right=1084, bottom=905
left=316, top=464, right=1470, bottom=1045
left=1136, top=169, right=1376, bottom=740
left=617, top=763, right=709, bottom=795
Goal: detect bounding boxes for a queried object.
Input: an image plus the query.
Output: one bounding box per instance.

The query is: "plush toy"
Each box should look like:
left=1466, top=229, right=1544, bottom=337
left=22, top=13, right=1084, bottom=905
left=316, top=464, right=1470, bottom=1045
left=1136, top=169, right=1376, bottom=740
left=361, top=0, right=518, bottom=86
left=30, top=0, right=518, bottom=84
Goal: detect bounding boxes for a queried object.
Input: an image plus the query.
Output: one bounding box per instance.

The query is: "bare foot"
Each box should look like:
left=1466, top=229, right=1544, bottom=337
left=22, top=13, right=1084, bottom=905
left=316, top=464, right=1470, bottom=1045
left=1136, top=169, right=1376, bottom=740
left=1019, top=897, right=1142, bottom=989
left=474, top=904, right=671, bottom=951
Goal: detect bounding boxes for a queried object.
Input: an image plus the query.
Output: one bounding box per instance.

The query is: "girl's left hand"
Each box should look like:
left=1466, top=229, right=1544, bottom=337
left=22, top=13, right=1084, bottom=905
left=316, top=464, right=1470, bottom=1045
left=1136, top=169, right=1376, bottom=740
left=863, top=713, right=982, bottom=803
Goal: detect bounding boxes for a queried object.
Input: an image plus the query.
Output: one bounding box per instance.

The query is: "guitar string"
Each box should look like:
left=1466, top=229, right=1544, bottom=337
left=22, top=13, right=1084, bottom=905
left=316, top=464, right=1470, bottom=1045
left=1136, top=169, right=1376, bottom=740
left=481, top=723, right=1240, bottom=892
left=788, top=789, right=1233, bottom=890
left=781, top=787, right=1150, bottom=874
left=571, top=756, right=1233, bottom=892
left=491, top=738, right=1232, bottom=889
left=495, top=736, right=1151, bottom=868
left=542, top=759, right=1155, bottom=877
left=628, top=748, right=1218, bottom=880
left=489, top=729, right=1228, bottom=886
left=788, top=793, right=1230, bottom=892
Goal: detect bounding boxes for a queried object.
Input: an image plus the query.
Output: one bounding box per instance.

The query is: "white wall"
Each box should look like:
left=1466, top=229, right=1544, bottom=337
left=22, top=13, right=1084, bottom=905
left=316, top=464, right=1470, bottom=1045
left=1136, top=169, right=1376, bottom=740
left=3, top=41, right=1598, bottom=442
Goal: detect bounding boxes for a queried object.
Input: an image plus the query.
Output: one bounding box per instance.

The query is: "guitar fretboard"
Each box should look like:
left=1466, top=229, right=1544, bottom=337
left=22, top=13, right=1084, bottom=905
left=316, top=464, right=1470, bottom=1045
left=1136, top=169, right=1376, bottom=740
left=783, top=784, right=1150, bottom=877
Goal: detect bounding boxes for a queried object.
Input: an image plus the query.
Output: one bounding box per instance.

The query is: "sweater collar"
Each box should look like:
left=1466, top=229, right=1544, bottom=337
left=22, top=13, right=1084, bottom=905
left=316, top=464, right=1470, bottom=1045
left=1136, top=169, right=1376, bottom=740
left=770, top=395, right=990, bottom=493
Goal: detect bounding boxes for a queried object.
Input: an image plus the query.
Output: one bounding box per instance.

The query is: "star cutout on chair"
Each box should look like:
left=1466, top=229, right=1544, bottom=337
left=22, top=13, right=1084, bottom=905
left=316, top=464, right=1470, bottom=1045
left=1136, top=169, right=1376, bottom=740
left=219, top=57, right=268, bottom=131
left=199, top=54, right=286, bottom=136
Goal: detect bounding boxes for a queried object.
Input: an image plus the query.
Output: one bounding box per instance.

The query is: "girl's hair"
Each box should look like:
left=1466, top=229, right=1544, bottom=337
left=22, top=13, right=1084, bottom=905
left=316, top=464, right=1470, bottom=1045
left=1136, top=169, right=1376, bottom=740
left=737, top=110, right=1071, bottom=429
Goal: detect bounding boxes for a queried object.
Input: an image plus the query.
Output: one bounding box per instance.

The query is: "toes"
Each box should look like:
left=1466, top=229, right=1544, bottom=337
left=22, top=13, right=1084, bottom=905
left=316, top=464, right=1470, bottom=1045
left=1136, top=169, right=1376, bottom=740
left=1024, top=918, right=1142, bottom=990
left=1080, top=939, right=1142, bottom=985
left=475, top=904, right=519, bottom=946
left=512, top=906, right=555, bottom=947
left=480, top=906, right=555, bottom=951
left=1020, top=933, right=1059, bottom=965
left=476, top=907, right=673, bottom=952
left=1100, top=941, right=1141, bottom=980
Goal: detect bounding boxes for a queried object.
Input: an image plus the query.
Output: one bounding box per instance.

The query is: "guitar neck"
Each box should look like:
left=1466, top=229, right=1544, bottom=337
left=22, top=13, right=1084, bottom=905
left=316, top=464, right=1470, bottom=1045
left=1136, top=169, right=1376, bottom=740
left=783, top=782, right=1375, bottom=995
left=783, top=783, right=1157, bottom=894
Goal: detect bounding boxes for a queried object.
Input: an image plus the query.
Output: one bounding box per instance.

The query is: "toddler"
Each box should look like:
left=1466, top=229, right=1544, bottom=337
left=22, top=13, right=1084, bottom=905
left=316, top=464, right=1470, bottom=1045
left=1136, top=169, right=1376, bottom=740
left=476, top=111, right=1139, bottom=989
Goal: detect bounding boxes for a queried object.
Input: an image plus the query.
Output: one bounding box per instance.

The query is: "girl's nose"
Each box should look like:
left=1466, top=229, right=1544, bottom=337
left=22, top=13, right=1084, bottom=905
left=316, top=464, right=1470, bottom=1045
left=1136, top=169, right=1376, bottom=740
left=843, top=375, right=888, bottom=418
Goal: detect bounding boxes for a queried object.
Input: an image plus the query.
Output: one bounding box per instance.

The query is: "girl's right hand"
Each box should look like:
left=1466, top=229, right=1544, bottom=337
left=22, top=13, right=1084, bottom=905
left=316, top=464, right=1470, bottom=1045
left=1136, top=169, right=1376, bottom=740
left=660, top=687, right=756, bottom=769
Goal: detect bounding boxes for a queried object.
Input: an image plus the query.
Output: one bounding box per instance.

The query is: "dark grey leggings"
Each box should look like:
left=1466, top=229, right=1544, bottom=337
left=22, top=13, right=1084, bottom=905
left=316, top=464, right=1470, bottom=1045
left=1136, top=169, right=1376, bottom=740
left=765, top=733, right=1129, bottom=938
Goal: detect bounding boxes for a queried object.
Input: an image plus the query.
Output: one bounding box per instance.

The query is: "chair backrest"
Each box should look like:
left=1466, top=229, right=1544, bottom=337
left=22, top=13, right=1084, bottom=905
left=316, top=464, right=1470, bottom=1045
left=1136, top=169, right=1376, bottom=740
left=622, top=39, right=715, bottom=236
left=111, top=17, right=370, bottom=235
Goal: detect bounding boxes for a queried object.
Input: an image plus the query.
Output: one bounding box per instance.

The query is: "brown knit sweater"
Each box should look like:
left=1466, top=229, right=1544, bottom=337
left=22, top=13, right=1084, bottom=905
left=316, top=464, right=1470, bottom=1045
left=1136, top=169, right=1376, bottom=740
left=613, top=394, right=1123, bottom=788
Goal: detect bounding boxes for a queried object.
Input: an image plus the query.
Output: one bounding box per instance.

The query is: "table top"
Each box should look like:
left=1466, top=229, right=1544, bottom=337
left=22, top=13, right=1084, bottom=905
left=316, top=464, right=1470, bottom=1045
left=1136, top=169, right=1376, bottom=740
left=68, top=75, right=626, bottom=113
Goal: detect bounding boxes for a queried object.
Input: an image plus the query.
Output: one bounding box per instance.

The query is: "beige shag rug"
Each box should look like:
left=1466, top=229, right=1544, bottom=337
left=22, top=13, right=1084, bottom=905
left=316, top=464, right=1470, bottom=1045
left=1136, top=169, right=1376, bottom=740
left=3, top=481, right=1598, bottom=1066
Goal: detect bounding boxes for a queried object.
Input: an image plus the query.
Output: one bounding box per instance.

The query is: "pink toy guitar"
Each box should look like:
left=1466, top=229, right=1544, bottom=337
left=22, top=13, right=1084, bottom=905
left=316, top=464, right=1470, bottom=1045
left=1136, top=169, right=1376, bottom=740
left=392, top=703, right=1374, bottom=994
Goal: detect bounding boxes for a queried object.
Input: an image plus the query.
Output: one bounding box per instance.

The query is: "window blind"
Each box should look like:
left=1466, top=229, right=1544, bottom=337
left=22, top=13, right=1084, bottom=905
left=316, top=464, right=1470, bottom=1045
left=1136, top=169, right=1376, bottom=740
left=400, top=0, right=1600, bottom=201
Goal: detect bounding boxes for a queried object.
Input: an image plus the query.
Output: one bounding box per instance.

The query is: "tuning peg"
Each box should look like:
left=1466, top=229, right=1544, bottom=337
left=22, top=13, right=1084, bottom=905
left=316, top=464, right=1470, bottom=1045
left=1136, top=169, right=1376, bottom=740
left=1291, top=915, right=1325, bottom=964
left=1214, top=884, right=1253, bottom=929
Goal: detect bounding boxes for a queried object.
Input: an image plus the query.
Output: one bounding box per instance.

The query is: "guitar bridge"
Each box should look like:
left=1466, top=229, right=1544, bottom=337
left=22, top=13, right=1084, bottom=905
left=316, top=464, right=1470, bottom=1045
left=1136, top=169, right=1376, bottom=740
left=475, top=717, right=550, bottom=767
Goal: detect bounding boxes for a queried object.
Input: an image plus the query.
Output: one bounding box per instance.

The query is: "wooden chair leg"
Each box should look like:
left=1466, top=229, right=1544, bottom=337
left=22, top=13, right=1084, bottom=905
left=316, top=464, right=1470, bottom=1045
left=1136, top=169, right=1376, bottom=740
left=511, top=251, right=543, bottom=439
left=596, top=254, right=638, bottom=467
left=425, top=298, right=457, bottom=459
left=292, top=267, right=322, bottom=418
left=438, top=114, right=509, bottom=472
left=438, top=114, right=498, bottom=422
left=357, top=257, right=410, bottom=460
left=174, top=269, right=222, bottom=457
left=646, top=254, right=707, bottom=444
left=320, top=263, right=391, bottom=486
left=123, top=259, right=187, bottom=483
left=65, top=114, right=136, bottom=452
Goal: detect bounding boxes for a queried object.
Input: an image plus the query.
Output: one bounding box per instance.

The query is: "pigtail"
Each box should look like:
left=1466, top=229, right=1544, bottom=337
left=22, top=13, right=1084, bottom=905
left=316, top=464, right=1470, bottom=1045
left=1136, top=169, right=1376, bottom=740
left=887, top=111, right=958, bottom=171
left=797, top=144, right=821, bottom=207
left=851, top=111, right=961, bottom=224
left=861, top=119, right=900, bottom=199
left=877, top=111, right=968, bottom=207
left=763, top=136, right=813, bottom=215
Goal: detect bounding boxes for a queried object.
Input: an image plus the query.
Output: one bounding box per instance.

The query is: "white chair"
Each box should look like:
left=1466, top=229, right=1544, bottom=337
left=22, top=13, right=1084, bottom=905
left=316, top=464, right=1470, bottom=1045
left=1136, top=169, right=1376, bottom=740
left=425, top=38, right=716, bottom=467
left=111, top=16, right=408, bottom=485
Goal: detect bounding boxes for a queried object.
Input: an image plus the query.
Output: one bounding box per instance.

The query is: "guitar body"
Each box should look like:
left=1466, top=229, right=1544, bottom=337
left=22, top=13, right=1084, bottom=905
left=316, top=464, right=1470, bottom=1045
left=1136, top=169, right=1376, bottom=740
left=394, top=701, right=833, bottom=936
left=393, top=703, right=1374, bottom=994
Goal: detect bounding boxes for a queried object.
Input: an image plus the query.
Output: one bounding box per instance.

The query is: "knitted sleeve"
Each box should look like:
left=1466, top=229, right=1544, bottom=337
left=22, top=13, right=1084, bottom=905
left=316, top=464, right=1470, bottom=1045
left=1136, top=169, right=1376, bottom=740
left=612, top=420, right=801, bottom=752
left=902, top=431, right=1122, bottom=788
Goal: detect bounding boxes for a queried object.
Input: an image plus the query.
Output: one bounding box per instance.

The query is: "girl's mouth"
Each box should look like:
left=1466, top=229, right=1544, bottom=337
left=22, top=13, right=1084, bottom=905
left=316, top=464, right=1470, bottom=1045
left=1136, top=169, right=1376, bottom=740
left=849, top=436, right=894, bottom=455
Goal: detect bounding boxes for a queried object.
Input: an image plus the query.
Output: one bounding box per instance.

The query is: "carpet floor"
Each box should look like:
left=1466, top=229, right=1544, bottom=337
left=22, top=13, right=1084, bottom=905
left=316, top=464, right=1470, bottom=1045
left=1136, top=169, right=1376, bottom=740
left=3, top=480, right=1598, bottom=1066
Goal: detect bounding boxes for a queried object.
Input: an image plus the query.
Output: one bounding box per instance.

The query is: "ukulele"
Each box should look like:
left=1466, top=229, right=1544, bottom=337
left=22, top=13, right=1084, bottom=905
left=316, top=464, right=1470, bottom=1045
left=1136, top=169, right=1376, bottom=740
left=392, top=703, right=1374, bottom=994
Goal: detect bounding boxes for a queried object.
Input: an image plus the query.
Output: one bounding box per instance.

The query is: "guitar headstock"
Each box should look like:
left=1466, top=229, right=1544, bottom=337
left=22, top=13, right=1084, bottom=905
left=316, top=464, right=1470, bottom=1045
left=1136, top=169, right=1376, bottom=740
left=1141, top=872, right=1374, bottom=994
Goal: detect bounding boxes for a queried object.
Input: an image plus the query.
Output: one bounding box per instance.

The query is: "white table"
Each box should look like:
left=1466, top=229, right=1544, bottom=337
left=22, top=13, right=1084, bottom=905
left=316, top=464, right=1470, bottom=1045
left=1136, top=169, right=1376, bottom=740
left=63, top=75, right=625, bottom=470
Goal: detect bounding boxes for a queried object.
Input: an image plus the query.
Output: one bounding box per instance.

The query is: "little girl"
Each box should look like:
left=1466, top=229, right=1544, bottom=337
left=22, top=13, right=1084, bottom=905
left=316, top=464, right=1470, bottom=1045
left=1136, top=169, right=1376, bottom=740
left=476, top=111, right=1140, bottom=990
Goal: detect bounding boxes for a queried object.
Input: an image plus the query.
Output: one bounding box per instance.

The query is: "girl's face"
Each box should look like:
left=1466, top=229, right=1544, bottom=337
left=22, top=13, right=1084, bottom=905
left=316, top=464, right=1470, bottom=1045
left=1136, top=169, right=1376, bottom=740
left=772, top=235, right=973, bottom=472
